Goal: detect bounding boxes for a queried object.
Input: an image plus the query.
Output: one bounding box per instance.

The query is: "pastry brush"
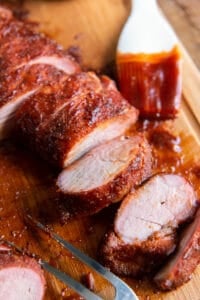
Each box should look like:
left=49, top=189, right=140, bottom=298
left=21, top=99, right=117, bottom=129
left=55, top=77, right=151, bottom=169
left=117, top=0, right=182, bottom=119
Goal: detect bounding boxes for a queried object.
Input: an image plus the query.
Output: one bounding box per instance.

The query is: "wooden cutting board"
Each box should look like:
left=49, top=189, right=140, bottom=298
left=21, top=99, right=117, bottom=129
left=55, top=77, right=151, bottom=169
left=0, top=1, right=200, bottom=299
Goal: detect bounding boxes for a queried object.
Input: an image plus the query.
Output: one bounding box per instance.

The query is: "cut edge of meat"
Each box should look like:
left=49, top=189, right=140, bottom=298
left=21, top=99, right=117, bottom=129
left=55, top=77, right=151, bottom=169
left=15, top=86, right=139, bottom=168
left=100, top=174, right=197, bottom=277
left=57, top=133, right=152, bottom=216
left=59, top=135, right=149, bottom=192
left=154, top=207, right=200, bottom=291
left=114, top=174, right=197, bottom=244
left=0, top=88, right=38, bottom=139
left=63, top=108, right=139, bottom=167
left=16, top=55, right=81, bottom=75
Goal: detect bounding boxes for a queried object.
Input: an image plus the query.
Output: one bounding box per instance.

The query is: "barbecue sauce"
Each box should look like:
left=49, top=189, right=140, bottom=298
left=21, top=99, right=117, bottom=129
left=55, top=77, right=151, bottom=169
left=117, top=46, right=182, bottom=119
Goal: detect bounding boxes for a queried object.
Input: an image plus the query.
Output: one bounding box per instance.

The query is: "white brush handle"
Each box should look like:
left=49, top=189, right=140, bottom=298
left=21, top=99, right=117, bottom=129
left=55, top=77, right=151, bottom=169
left=131, top=0, right=157, bottom=15
left=118, top=0, right=178, bottom=54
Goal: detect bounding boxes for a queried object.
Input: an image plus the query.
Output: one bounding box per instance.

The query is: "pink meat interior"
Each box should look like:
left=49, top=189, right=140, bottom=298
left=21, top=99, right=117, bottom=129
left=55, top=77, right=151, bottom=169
left=0, top=267, right=44, bottom=300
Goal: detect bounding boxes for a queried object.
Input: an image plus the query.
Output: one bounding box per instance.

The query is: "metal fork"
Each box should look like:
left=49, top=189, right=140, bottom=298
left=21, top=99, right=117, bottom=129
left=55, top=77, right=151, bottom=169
left=1, top=216, right=138, bottom=300
left=20, top=214, right=138, bottom=300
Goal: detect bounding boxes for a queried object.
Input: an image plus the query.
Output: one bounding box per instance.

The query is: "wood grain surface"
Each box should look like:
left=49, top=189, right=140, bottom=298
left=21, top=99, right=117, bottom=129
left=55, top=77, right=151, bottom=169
left=0, top=1, right=200, bottom=299
left=159, top=0, right=200, bottom=69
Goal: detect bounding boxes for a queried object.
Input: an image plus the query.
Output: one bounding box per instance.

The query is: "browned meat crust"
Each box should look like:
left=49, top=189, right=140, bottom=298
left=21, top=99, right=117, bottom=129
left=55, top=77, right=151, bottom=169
left=0, top=15, right=79, bottom=73
left=100, top=174, right=197, bottom=277
left=154, top=207, right=200, bottom=290
left=16, top=74, right=138, bottom=167
left=57, top=134, right=152, bottom=216
left=100, top=229, right=176, bottom=277
left=0, top=8, right=80, bottom=138
left=14, top=72, right=103, bottom=145
left=40, top=89, right=137, bottom=168
left=0, top=11, right=80, bottom=101
left=0, top=66, right=69, bottom=107
left=0, top=253, right=44, bottom=277
left=0, top=9, right=138, bottom=164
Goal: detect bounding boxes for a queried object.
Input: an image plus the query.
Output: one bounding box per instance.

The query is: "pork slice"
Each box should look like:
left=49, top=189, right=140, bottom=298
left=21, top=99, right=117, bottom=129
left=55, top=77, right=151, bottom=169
left=100, top=174, right=197, bottom=277
left=100, top=229, right=176, bottom=277
left=0, top=52, right=83, bottom=139
left=0, top=89, right=38, bottom=139
left=62, top=104, right=138, bottom=168
left=16, top=79, right=138, bottom=167
left=0, top=252, right=46, bottom=300
left=39, top=90, right=138, bottom=168
left=0, top=57, right=79, bottom=115
left=154, top=207, right=200, bottom=290
left=15, top=72, right=102, bottom=133
left=0, top=66, right=67, bottom=139
left=15, top=55, right=80, bottom=75
left=0, top=11, right=80, bottom=73
left=0, top=6, right=80, bottom=139
left=57, top=134, right=152, bottom=216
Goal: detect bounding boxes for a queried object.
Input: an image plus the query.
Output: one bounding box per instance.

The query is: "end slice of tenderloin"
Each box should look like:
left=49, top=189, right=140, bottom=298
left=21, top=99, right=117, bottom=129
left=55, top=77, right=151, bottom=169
left=57, top=134, right=152, bottom=216
left=100, top=174, right=197, bottom=277
left=0, top=252, right=46, bottom=300
left=154, top=207, right=200, bottom=290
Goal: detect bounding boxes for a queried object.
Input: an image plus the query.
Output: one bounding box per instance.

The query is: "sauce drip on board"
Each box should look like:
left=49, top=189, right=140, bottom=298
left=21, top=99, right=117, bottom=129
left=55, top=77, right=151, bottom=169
left=136, top=120, right=200, bottom=202
left=117, top=47, right=182, bottom=119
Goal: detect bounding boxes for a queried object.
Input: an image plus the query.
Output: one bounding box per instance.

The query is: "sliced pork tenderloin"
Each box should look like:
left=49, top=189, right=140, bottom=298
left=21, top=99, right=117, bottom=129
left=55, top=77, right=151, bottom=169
left=57, top=134, right=152, bottom=216
left=0, top=66, right=69, bottom=139
left=154, top=207, right=200, bottom=290
left=0, top=61, right=81, bottom=139
left=0, top=9, right=80, bottom=81
left=0, top=6, right=138, bottom=164
left=0, top=9, right=80, bottom=73
left=100, top=174, right=197, bottom=277
left=0, top=250, right=46, bottom=300
left=0, top=7, right=80, bottom=139
left=0, top=6, right=137, bottom=148
left=0, top=7, right=80, bottom=86
left=16, top=77, right=139, bottom=167
left=15, top=72, right=103, bottom=135
left=0, top=63, right=79, bottom=139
